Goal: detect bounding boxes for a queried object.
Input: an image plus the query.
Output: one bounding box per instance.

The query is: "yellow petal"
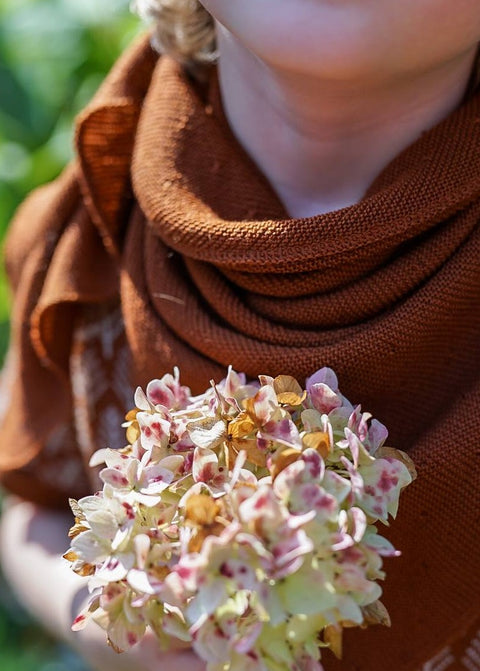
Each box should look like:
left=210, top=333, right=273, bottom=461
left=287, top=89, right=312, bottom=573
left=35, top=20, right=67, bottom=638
left=242, top=439, right=268, bottom=468
left=274, top=375, right=307, bottom=406
left=226, top=441, right=239, bottom=469
left=228, top=413, right=256, bottom=440
left=302, top=431, right=331, bottom=459
left=125, top=408, right=139, bottom=422
left=270, top=448, right=302, bottom=480
left=188, top=522, right=225, bottom=553
left=324, top=624, right=343, bottom=659
left=277, top=391, right=307, bottom=406
left=185, top=493, right=220, bottom=526
left=126, top=421, right=141, bottom=444
left=242, top=397, right=259, bottom=421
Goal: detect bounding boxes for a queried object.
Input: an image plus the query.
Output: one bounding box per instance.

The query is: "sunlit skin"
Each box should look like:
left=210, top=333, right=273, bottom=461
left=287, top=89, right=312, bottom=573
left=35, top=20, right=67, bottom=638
left=199, top=0, right=480, bottom=79
left=199, top=1, right=480, bottom=216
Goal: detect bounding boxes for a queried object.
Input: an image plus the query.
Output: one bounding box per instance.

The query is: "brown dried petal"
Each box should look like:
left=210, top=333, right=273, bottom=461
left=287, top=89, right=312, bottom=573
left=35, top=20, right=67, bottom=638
left=74, top=563, right=96, bottom=577
left=361, top=600, right=391, bottom=628
left=68, top=523, right=89, bottom=539
left=63, top=550, right=79, bottom=563
left=274, top=375, right=303, bottom=396
left=107, top=638, right=124, bottom=654
left=68, top=498, right=83, bottom=519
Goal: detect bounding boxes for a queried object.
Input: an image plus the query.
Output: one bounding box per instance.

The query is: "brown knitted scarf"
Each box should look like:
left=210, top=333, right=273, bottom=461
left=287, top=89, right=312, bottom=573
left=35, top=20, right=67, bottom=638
left=1, top=36, right=480, bottom=670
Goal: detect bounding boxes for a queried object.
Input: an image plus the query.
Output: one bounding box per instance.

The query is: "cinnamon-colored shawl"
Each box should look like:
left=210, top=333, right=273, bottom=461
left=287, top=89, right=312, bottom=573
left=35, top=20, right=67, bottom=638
left=1, top=34, right=479, bottom=670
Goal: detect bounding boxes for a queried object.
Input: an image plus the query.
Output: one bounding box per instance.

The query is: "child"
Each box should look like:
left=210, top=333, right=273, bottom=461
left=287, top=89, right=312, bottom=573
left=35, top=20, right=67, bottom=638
left=1, top=1, right=479, bottom=669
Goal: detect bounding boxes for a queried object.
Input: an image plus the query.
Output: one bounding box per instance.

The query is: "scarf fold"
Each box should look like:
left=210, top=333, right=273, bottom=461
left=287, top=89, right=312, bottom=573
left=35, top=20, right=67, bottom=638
left=1, top=35, right=480, bottom=670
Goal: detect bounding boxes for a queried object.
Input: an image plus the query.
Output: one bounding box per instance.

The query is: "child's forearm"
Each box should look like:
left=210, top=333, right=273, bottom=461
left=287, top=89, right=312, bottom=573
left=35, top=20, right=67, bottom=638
left=0, top=496, right=205, bottom=671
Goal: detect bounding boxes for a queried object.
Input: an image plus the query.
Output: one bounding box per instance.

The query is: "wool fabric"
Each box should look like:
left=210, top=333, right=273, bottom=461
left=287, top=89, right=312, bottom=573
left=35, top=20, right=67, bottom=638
left=1, top=34, right=479, bottom=670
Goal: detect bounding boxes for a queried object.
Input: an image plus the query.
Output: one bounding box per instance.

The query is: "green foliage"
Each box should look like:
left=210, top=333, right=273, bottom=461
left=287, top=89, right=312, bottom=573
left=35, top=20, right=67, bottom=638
left=0, top=1, right=142, bottom=667
left=0, top=0, right=140, bottom=221
left=0, top=0, right=141, bottom=361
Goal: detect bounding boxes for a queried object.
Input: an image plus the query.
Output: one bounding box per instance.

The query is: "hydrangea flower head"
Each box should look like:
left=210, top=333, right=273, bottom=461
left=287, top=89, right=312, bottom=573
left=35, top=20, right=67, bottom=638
left=66, top=367, right=416, bottom=670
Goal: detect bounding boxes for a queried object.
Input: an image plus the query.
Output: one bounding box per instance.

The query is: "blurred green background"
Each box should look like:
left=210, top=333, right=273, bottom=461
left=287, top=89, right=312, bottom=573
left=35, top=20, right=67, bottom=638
left=0, top=0, right=141, bottom=668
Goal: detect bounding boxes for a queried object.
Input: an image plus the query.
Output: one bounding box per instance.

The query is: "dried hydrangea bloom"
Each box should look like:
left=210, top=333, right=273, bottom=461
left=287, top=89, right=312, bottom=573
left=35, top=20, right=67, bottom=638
left=65, top=367, right=416, bottom=669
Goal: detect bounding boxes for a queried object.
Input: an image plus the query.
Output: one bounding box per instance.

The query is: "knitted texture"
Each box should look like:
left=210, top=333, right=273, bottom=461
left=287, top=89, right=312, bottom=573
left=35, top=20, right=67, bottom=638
left=1, top=34, right=480, bottom=670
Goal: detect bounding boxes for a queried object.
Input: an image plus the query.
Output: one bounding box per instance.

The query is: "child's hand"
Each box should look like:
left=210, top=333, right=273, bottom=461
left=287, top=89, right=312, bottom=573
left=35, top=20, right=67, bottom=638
left=0, top=497, right=206, bottom=671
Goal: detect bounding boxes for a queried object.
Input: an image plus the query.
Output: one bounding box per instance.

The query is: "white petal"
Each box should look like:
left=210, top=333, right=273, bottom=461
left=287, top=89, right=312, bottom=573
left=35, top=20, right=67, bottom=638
left=127, top=569, right=158, bottom=595
left=188, top=418, right=227, bottom=449
left=134, top=386, right=151, bottom=411
left=89, top=448, right=110, bottom=468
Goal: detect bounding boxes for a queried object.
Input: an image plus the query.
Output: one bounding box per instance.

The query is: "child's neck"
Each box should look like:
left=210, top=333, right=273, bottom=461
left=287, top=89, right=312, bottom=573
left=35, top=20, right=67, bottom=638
left=216, top=27, right=478, bottom=218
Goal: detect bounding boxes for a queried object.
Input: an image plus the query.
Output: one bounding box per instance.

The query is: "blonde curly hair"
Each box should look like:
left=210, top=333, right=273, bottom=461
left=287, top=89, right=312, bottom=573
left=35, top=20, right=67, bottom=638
left=132, top=0, right=216, bottom=67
